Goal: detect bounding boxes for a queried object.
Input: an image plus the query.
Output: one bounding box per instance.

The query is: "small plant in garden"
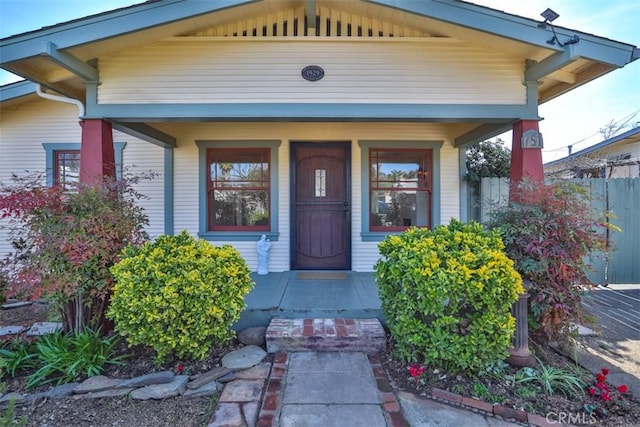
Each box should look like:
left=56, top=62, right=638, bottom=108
left=584, top=368, right=629, bottom=416
left=486, top=180, right=615, bottom=344
left=0, top=338, right=37, bottom=377
left=375, top=220, right=523, bottom=374
left=0, top=172, right=152, bottom=332
left=0, top=329, right=125, bottom=389
left=514, top=358, right=586, bottom=399
left=107, top=231, right=254, bottom=362
left=0, top=399, right=27, bottom=427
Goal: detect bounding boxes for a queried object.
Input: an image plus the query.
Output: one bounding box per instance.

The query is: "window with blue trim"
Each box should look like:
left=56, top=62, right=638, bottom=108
left=42, top=143, right=126, bottom=187
left=369, top=148, right=432, bottom=231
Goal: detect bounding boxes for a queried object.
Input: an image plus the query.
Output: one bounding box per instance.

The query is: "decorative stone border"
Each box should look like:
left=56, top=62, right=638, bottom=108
left=0, top=367, right=235, bottom=408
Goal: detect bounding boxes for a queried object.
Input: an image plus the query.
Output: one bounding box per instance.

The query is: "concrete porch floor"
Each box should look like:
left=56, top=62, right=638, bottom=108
left=233, top=271, right=384, bottom=331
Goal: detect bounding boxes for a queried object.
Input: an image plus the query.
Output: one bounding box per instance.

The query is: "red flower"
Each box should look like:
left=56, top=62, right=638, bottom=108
left=408, top=364, right=426, bottom=378
left=588, top=387, right=597, bottom=396
left=617, top=385, right=628, bottom=393
left=596, top=381, right=609, bottom=391
left=601, top=368, right=609, bottom=376
left=176, top=363, right=184, bottom=374
left=596, top=373, right=606, bottom=383
left=601, top=391, right=610, bottom=402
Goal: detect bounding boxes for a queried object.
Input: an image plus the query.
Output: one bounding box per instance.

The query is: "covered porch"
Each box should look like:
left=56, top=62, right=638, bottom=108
left=234, top=271, right=383, bottom=331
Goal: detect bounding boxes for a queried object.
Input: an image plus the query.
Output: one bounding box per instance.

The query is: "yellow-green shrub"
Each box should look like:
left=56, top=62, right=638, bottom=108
left=374, top=220, right=524, bottom=374
left=107, top=231, right=253, bottom=362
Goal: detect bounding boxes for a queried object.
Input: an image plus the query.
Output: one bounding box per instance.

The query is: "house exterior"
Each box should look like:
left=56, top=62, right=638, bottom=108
left=1, top=0, right=638, bottom=272
left=545, top=126, right=640, bottom=178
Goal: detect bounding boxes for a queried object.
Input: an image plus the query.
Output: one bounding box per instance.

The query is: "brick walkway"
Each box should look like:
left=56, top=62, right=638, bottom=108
left=209, top=317, right=407, bottom=427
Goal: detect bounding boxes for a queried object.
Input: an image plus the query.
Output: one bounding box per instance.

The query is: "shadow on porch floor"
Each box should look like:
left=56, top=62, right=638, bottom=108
left=233, top=271, right=384, bottom=330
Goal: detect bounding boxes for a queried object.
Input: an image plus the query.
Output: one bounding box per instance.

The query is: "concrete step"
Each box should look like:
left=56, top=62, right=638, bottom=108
left=265, top=318, right=386, bottom=353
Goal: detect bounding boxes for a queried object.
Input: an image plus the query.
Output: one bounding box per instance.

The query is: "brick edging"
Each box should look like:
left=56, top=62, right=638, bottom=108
left=431, top=387, right=554, bottom=426
left=368, top=354, right=410, bottom=427
left=256, top=352, right=288, bottom=427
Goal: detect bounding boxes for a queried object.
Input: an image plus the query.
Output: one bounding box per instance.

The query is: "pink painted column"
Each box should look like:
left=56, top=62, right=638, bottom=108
left=80, top=119, right=116, bottom=185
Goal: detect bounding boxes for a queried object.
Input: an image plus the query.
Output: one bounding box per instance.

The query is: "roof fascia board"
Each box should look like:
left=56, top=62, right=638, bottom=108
left=368, top=0, right=636, bottom=67
left=544, top=126, right=640, bottom=166
left=0, top=0, right=255, bottom=65
left=0, top=80, right=36, bottom=102
left=43, top=42, right=98, bottom=82
left=84, top=102, right=539, bottom=122
left=111, top=122, right=177, bottom=148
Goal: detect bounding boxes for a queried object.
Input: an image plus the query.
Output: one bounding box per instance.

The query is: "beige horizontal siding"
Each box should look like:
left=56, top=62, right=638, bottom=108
left=99, top=40, right=524, bottom=104
left=168, top=121, right=461, bottom=272
left=0, top=99, right=165, bottom=259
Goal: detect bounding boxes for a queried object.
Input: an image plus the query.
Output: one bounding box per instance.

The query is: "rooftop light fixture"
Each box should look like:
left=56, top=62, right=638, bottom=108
left=539, top=8, right=560, bottom=27
left=537, top=7, right=580, bottom=47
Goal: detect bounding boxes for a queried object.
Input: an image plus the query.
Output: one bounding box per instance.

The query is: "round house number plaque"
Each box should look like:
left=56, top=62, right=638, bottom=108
left=301, top=65, right=324, bottom=81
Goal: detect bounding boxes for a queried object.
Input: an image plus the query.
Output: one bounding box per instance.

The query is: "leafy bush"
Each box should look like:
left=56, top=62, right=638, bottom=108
left=486, top=180, right=612, bottom=343
left=0, top=329, right=125, bottom=389
left=375, top=220, right=523, bottom=374
left=107, top=231, right=254, bottom=362
left=0, top=173, right=151, bottom=332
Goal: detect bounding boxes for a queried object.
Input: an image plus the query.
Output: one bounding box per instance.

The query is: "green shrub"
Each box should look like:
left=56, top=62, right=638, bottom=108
left=107, top=231, right=254, bottom=362
left=375, top=220, right=523, bottom=374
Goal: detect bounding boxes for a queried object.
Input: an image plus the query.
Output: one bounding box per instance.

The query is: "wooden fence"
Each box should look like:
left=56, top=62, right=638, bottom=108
left=470, top=178, right=640, bottom=284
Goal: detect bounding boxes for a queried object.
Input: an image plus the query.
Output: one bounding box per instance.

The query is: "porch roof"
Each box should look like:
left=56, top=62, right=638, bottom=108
left=1, top=0, right=637, bottom=104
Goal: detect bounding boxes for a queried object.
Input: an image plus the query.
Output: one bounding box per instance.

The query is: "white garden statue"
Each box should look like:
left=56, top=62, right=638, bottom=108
left=256, top=234, right=272, bottom=275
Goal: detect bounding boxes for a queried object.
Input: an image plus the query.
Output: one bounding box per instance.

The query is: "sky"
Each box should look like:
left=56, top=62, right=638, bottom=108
left=0, top=0, right=638, bottom=162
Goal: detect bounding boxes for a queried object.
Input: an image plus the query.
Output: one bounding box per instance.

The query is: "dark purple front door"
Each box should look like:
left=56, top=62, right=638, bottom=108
left=292, top=143, right=350, bottom=270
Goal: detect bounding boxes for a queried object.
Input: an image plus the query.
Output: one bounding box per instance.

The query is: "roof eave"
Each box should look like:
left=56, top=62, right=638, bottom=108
left=0, top=80, right=37, bottom=103
left=368, top=0, right=637, bottom=70
left=0, top=0, right=256, bottom=65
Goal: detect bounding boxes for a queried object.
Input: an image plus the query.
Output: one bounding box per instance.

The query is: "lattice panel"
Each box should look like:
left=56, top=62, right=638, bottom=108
left=185, top=6, right=432, bottom=38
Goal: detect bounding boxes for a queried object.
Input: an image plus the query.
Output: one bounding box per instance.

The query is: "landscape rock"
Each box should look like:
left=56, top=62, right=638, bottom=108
left=0, top=392, right=26, bottom=405
left=237, top=326, right=267, bottom=346
left=26, top=322, right=62, bottom=336
left=183, top=381, right=219, bottom=398
left=0, top=325, right=27, bottom=336
left=73, top=388, right=134, bottom=400
left=26, top=383, right=79, bottom=404
left=187, top=367, right=231, bottom=389
left=218, top=372, right=236, bottom=383
left=235, top=362, right=271, bottom=380
left=74, top=376, right=122, bottom=394
left=209, top=402, right=244, bottom=426
left=130, top=375, right=189, bottom=400
left=1, top=301, right=32, bottom=309
left=117, top=371, right=175, bottom=388
left=221, top=345, right=267, bottom=370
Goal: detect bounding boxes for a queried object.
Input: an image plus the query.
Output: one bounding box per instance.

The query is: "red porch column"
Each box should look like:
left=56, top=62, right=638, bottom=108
left=507, top=119, right=542, bottom=367
left=80, top=119, right=116, bottom=185
left=509, top=119, right=544, bottom=202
